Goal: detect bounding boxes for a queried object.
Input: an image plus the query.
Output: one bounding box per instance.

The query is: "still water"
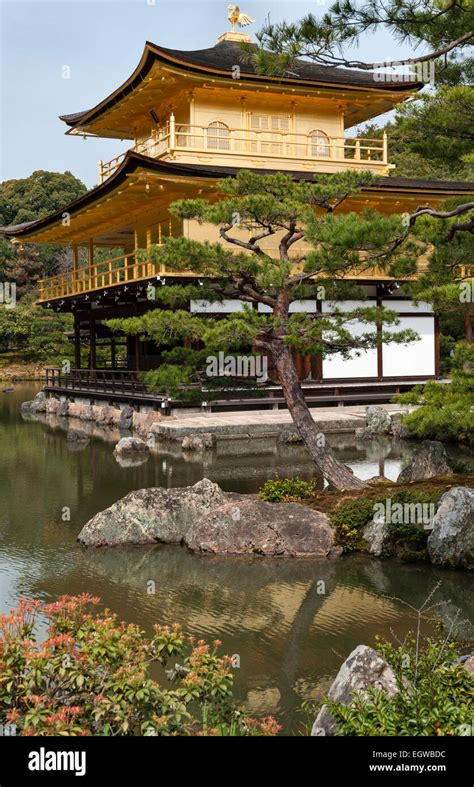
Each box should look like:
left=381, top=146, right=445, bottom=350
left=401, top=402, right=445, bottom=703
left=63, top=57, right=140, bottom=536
left=0, top=384, right=472, bottom=732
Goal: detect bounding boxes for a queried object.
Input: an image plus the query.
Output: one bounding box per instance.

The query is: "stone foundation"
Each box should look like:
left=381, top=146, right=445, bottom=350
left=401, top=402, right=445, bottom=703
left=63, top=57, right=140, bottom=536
left=21, top=391, right=166, bottom=439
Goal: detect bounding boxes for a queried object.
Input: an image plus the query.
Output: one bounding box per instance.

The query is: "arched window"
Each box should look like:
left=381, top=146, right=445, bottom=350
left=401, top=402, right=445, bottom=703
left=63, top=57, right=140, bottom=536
left=207, top=121, right=230, bottom=151
left=309, top=129, right=330, bottom=157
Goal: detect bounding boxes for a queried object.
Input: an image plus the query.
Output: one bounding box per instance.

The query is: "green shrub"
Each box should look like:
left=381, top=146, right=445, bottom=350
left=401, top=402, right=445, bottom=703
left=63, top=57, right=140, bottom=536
left=326, top=637, right=474, bottom=736
left=259, top=477, right=318, bottom=503
left=331, top=490, right=442, bottom=553
left=330, top=497, right=378, bottom=551
left=0, top=595, right=281, bottom=736
left=384, top=490, right=441, bottom=550
left=395, top=345, right=474, bottom=444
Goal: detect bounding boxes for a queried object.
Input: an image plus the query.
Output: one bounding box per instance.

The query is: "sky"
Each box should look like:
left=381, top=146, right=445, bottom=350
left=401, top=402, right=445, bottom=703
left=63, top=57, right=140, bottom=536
left=0, top=0, right=421, bottom=189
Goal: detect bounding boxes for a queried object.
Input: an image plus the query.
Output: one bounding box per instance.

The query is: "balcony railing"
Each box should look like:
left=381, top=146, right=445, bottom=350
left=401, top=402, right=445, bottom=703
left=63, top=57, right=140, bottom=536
left=38, top=253, right=161, bottom=302
left=98, top=118, right=389, bottom=183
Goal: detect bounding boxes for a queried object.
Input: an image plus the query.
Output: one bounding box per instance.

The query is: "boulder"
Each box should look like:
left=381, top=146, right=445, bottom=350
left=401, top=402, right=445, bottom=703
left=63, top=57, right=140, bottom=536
left=311, top=645, right=398, bottom=736
left=21, top=391, right=47, bottom=415
left=391, top=419, right=412, bottom=440
left=186, top=495, right=335, bottom=557
left=77, top=478, right=337, bottom=556
left=367, top=406, right=392, bottom=434
left=181, top=433, right=216, bottom=452
left=356, top=407, right=394, bottom=440
left=78, top=479, right=225, bottom=547
left=45, top=397, right=61, bottom=415
left=56, top=400, right=69, bottom=417
left=66, top=429, right=90, bottom=444
left=397, top=440, right=453, bottom=482
left=362, top=517, right=390, bottom=557
left=463, top=655, right=474, bottom=676
left=132, top=410, right=161, bottom=438
left=278, top=429, right=303, bottom=444
left=118, top=405, right=134, bottom=430
left=113, top=437, right=149, bottom=458
left=427, top=486, right=474, bottom=570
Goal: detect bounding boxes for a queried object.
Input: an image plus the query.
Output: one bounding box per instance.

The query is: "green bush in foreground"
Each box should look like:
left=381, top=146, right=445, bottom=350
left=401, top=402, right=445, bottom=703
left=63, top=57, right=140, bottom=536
left=326, top=637, right=474, bottom=736
left=259, top=477, right=318, bottom=503
left=0, top=595, right=281, bottom=736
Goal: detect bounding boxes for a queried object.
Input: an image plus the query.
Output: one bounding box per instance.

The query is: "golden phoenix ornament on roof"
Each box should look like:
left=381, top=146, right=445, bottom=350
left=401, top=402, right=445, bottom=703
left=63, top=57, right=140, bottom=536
left=228, top=5, right=255, bottom=32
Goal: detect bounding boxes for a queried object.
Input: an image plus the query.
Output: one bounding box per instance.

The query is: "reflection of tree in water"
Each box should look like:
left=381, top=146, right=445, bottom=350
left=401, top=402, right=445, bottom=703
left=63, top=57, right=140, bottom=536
left=29, top=544, right=473, bottom=732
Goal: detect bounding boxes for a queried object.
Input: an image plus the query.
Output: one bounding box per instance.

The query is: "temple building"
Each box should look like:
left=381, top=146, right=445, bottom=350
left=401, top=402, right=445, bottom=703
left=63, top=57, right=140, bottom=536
left=2, top=18, right=474, bottom=410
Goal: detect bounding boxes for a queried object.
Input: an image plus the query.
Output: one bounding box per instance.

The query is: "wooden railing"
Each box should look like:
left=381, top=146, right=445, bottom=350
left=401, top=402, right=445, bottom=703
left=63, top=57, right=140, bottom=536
left=39, top=253, right=162, bottom=302
left=44, top=367, right=162, bottom=400
left=98, top=118, right=389, bottom=182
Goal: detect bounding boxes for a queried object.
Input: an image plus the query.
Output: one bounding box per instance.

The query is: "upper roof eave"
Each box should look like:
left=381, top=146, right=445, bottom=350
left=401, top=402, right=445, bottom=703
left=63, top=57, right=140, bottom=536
left=59, top=39, right=424, bottom=132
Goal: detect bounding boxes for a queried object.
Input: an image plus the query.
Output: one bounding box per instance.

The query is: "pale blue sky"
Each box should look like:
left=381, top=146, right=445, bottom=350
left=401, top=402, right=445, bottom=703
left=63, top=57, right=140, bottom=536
left=1, top=0, right=420, bottom=188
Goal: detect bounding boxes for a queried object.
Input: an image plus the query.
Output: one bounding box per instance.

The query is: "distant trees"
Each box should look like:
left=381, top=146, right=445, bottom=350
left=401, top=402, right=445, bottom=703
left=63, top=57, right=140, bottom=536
left=0, top=170, right=87, bottom=296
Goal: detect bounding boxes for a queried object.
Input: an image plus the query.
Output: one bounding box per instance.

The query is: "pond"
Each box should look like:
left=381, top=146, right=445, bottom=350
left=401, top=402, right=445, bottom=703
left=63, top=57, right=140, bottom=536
left=0, top=383, right=472, bottom=733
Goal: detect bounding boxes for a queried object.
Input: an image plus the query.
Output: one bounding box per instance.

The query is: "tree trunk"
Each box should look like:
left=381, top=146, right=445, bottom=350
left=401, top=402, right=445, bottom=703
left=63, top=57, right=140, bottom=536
left=464, top=310, right=473, bottom=344
left=272, top=340, right=365, bottom=491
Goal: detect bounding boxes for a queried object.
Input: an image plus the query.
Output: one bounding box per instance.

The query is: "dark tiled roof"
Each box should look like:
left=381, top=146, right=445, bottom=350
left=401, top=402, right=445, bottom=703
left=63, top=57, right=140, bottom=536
left=59, top=40, right=423, bottom=127
left=1, top=152, right=472, bottom=238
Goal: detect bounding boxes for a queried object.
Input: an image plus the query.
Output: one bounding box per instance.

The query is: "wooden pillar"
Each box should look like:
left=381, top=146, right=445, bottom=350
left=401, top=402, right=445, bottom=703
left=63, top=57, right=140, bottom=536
left=89, top=320, right=97, bottom=371
left=111, top=337, right=116, bottom=370
left=88, top=240, right=95, bottom=290
left=74, top=314, right=81, bottom=369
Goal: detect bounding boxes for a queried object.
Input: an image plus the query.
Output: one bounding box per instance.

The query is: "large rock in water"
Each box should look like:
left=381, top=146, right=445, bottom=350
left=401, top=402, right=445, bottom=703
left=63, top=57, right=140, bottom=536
left=78, top=479, right=224, bottom=547
left=427, top=486, right=474, bottom=569
left=186, top=495, right=335, bottom=556
left=355, top=406, right=392, bottom=440
left=397, top=440, right=453, bottom=482
left=311, top=645, right=398, bottom=736
left=113, top=437, right=149, bottom=457
left=77, top=479, right=337, bottom=556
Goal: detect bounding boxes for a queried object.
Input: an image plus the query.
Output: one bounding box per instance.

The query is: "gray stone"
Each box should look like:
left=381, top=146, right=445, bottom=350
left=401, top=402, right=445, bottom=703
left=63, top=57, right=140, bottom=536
left=113, top=437, right=150, bottom=458
left=78, top=405, right=95, bottom=421
left=182, top=433, right=215, bottom=451
left=366, top=406, right=392, bottom=435
left=463, top=655, right=474, bottom=676
left=362, top=516, right=390, bottom=557
left=45, top=397, right=61, bottom=415
left=186, top=495, right=335, bottom=557
left=119, top=405, right=134, bottom=430
left=77, top=478, right=337, bottom=557
left=427, top=486, right=474, bottom=570
left=66, top=429, right=90, bottom=444
left=56, top=400, right=69, bottom=417
left=391, top=419, right=412, bottom=440
left=397, top=440, right=453, bottom=482
left=78, top=479, right=225, bottom=547
left=278, top=429, right=303, bottom=444
left=21, top=391, right=48, bottom=415
left=311, top=645, right=398, bottom=736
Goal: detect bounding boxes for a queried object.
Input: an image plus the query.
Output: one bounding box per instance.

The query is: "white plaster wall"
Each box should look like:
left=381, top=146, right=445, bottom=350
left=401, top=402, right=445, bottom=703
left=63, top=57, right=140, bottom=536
left=322, top=319, right=378, bottom=379
left=382, top=316, right=435, bottom=376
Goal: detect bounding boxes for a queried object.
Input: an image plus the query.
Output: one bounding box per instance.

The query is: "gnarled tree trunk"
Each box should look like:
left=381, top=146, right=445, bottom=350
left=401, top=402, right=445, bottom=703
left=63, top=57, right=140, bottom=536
left=272, top=340, right=365, bottom=491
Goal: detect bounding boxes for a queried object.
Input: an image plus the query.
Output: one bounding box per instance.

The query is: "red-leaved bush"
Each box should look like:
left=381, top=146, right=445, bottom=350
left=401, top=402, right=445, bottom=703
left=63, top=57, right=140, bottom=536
left=0, top=594, right=281, bottom=736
